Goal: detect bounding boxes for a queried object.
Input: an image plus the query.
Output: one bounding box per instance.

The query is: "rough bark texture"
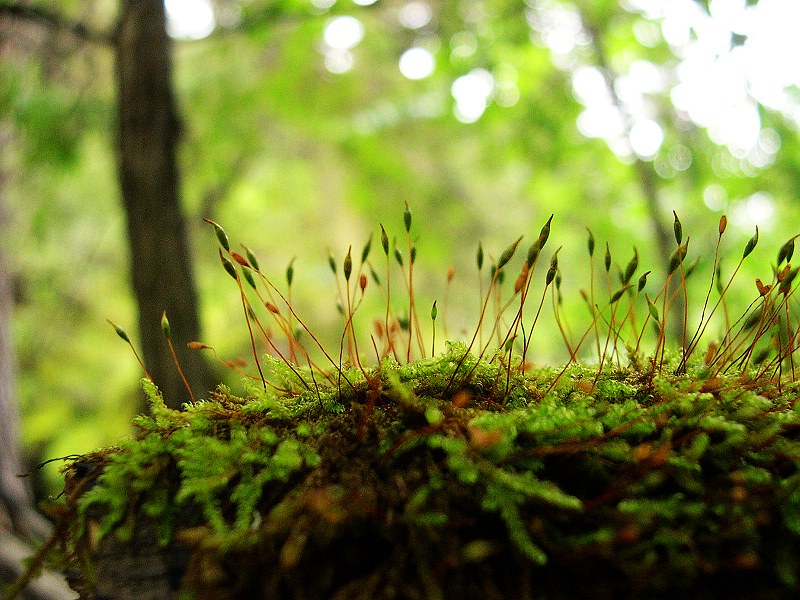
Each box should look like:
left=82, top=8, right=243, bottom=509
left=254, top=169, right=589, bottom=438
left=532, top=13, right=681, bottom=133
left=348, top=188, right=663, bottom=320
left=61, top=461, right=189, bottom=600
left=72, top=520, right=187, bottom=600
left=116, top=0, right=213, bottom=409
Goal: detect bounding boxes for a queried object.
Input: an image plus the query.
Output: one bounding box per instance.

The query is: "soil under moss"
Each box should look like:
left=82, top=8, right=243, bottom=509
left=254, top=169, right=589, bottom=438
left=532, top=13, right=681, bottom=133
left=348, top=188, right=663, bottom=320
left=57, top=344, right=800, bottom=599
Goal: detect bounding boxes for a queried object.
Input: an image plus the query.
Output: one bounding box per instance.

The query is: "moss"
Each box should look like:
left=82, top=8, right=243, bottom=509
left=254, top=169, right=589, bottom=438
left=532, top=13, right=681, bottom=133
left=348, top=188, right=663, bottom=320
left=56, top=345, right=800, bottom=599
left=40, top=212, right=800, bottom=599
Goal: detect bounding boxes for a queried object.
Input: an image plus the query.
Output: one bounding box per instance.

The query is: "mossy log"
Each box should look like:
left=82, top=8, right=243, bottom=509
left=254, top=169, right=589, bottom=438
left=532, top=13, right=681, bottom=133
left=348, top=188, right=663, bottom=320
left=56, top=347, right=800, bottom=599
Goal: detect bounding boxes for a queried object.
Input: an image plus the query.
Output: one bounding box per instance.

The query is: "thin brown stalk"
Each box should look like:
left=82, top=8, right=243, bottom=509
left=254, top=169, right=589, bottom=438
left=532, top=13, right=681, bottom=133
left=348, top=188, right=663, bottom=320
left=521, top=278, right=552, bottom=369
left=445, top=236, right=522, bottom=392
left=187, top=342, right=291, bottom=393
left=107, top=320, right=152, bottom=382
left=162, top=311, right=197, bottom=403
left=443, top=266, right=454, bottom=340
left=251, top=264, right=354, bottom=391
left=682, top=228, right=758, bottom=370
left=679, top=217, right=726, bottom=370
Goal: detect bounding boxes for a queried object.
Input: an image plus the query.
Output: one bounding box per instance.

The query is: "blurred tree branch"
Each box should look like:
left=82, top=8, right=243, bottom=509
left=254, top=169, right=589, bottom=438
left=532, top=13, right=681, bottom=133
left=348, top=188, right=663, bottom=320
left=582, top=21, right=673, bottom=262
left=582, top=16, right=684, bottom=341
left=0, top=2, right=114, bottom=45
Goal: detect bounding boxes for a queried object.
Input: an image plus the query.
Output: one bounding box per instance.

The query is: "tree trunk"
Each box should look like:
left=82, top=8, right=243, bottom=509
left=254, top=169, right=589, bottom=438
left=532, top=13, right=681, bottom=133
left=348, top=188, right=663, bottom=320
left=116, top=0, right=212, bottom=409
left=0, top=130, right=73, bottom=600
left=0, top=126, right=52, bottom=541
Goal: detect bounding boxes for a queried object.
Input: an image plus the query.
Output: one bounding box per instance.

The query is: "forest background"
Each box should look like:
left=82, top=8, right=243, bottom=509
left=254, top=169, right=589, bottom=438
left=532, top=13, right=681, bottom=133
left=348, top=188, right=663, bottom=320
left=1, top=0, right=800, bottom=570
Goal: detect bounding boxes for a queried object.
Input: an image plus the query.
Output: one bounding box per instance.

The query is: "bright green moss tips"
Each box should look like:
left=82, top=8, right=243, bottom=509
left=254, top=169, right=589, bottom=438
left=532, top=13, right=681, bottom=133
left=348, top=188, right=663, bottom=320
left=594, top=378, right=637, bottom=402
left=296, top=421, right=313, bottom=437
left=424, top=406, right=443, bottom=425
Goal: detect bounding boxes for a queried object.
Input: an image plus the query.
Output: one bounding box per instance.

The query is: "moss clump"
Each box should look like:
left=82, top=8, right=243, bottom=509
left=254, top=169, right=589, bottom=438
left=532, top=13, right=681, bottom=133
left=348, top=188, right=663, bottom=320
left=39, top=210, right=800, bottom=599
left=59, top=342, right=800, bottom=599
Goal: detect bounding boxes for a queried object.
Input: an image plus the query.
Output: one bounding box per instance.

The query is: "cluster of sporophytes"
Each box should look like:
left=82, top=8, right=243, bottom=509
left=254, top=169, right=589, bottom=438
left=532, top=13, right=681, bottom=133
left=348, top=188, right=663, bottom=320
left=18, top=207, right=800, bottom=599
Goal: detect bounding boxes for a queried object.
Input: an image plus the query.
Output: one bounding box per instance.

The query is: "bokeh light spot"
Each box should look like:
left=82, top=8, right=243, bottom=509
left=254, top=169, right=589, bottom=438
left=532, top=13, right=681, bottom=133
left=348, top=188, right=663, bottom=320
left=451, top=68, right=494, bottom=123
left=324, top=16, right=365, bottom=50
left=165, top=0, right=215, bottom=40
left=399, top=48, right=435, bottom=80
left=399, top=2, right=433, bottom=30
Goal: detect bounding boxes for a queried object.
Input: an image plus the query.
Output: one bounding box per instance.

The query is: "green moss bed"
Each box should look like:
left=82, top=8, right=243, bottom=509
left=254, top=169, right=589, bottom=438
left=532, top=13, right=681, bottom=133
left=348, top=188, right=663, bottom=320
left=55, top=343, right=800, bottom=599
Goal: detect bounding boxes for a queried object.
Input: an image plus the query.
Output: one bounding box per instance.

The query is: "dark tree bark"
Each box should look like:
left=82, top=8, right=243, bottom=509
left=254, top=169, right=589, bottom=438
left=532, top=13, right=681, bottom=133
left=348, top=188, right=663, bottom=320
left=116, top=0, right=213, bottom=409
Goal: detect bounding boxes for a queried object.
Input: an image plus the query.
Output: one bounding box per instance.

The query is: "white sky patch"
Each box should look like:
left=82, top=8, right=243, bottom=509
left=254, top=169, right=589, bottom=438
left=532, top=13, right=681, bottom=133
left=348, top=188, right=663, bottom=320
left=703, top=183, right=728, bottom=211
left=165, top=0, right=215, bottom=40
left=399, top=2, right=433, bottom=30
left=450, top=69, right=494, bottom=123
left=649, top=0, right=799, bottom=152
left=325, top=50, right=355, bottom=74
left=451, top=68, right=494, bottom=123
left=323, top=16, right=365, bottom=50
left=576, top=105, right=625, bottom=140
left=450, top=31, right=478, bottom=60
left=321, top=16, right=365, bottom=74
left=732, top=191, right=776, bottom=230
left=534, top=0, right=800, bottom=164
left=572, top=65, right=609, bottom=104
left=447, top=63, right=517, bottom=117
left=626, top=60, right=666, bottom=95
left=311, top=0, right=337, bottom=11
left=628, top=118, right=664, bottom=159
left=527, top=2, right=589, bottom=58
left=399, top=47, right=435, bottom=80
